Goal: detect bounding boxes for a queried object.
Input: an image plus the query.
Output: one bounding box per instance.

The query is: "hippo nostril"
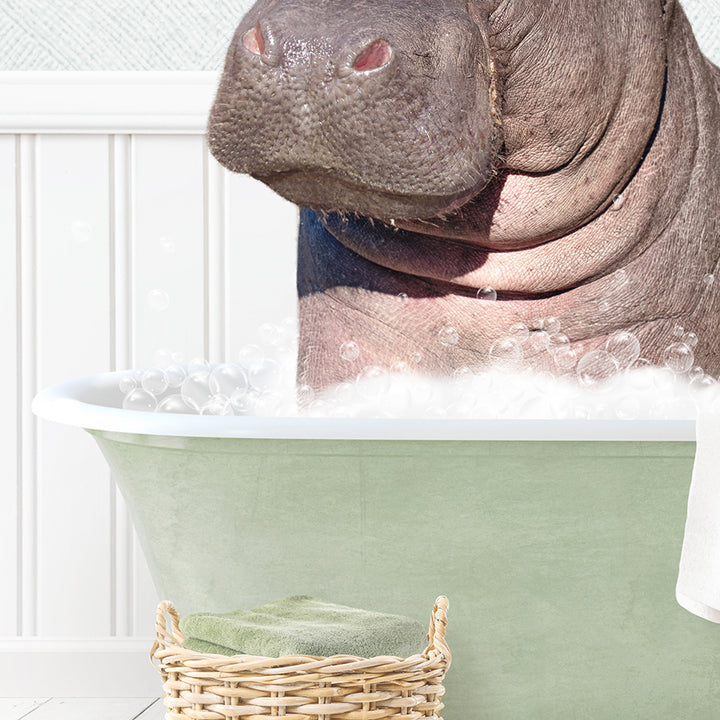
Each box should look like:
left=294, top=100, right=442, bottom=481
left=242, top=24, right=265, bottom=56
left=352, top=39, right=393, bottom=72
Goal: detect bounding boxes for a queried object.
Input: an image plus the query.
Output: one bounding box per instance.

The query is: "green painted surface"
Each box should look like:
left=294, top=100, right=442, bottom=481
left=90, top=432, right=720, bottom=718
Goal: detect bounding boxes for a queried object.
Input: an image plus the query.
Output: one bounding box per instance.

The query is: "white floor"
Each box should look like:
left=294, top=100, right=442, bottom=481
left=0, top=698, right=164, bottom=719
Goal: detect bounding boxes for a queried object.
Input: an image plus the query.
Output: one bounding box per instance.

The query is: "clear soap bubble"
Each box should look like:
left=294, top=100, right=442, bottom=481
left=605, top=330, right=641, bottom=369
left=201, top=395, right=233, bottom=416
left=663, top=342, right=694, bottom=373
left=157, top=394, right=195, bottom=414
left=528, top=331, right=550, bottom=352
left=209, top=363, right=249, bottom=397
left=598, top=300, right=610, bottom=314
left=122, top=388, right=157, bottom=412
left=188, top=357, right=210, bottom=374
left=259, top=322, right=282, bottom=347
left=333, top=382, right=356, bottom=403
left=159, top=236, right=176, bottom=254
left=489, top=337, right=524, bottom=370
left=614, top=269, right=628, bottom=286
left=409, top=351, right=423, bottom=364
left=390, top=360, right=410, bottom=373
left=549, top=333, right=570, bottom=350
left=165, top=364, right=187, bottom=388
left=181, top=371, right=213, bottom=410
left=397, top=292, right=409, bottom=303
left=147, top=288, right=169, bottom=312
left=153, top=348, right=174, bottom=367
left=690, top=373, right=716, bottom=392
left=238, top=344, right=264, bottom=365
left=141, top=368, right=168, bottom=395
left=509, top=323, right=530, bottom=341
left=576, top=350, right=620, bottom=386
left=229, top=387, right=254, bottom=414
left=542, top=317, right=562, bottom=335
left=703, top=273, right=715, bottom=287
left=340, top=341, right=361, bottom=362
left=248, top=359, right=282, bottom=393
left=553, top=347, right=578, bottom=371
left=118, top=373, right=137, bottom=394
left=672, top=324, right=685, bottom=338
left=438, top=326, right=459, bottom=346
left=297, top=384, right=315, bottom=407
left=684, top=332, right=698, bottom=348
left=476, top=287, right=497, bottom=301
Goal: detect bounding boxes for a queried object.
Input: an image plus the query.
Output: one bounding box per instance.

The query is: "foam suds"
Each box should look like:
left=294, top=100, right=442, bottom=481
left=117, top=318, right=720, bottom=420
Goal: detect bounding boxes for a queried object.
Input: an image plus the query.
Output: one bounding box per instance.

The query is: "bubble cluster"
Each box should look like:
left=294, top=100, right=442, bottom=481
left=115, top=315, right=717, bottom=421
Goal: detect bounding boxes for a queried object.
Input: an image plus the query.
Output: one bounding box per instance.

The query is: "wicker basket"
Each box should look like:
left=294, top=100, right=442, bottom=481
left=151, top=596, right=451, bottom=720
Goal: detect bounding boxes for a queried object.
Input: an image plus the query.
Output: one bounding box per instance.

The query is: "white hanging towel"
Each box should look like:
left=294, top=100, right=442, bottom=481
left=676, top=413, right=720, bottom=623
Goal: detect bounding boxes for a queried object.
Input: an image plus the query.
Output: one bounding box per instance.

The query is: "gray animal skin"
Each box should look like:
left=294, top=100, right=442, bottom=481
left=208, top=0, right=720, bottom=390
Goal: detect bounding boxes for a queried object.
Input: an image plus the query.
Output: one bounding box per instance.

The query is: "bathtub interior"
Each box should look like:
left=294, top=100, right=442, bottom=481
left=86, top=425, right=718, bottom=719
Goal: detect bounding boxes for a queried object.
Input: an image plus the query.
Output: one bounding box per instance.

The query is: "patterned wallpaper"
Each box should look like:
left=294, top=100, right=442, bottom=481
left=1, top=0, right=719, bottom=71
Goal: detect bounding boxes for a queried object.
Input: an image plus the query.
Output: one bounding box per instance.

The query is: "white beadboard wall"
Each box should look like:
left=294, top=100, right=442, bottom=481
left=0, top=72, right=299, bottom=695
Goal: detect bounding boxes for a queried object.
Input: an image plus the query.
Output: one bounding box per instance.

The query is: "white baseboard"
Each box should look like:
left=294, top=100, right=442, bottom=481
left=0, top=638, right=160, bottom=696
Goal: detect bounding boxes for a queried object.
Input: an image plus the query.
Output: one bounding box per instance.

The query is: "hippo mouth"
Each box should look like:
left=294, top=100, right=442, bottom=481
left=257, top=166, right=491, bottom=222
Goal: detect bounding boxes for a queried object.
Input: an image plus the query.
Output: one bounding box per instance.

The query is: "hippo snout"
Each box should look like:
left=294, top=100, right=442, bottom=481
left=208, top=0, right=499, bottom=220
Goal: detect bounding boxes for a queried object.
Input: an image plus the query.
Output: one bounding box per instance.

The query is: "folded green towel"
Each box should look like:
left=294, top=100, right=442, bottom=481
left=179, top=595, right=426, bottom=658
left=182, top=636, right=242, bottom=656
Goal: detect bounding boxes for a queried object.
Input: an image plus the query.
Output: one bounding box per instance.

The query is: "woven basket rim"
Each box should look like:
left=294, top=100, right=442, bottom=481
left=151, top=596, right=451, bottom=675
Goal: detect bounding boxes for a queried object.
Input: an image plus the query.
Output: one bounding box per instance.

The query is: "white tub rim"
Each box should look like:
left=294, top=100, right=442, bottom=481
left=31, top=371, right=696, bottom=442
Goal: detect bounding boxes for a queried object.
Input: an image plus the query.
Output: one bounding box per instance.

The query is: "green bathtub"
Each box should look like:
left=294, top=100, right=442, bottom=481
left=33, top=373, right=718, bottom=719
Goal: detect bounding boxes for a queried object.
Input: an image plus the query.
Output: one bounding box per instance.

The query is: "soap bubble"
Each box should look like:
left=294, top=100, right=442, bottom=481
left=118, top=373, right=137, bottom=394
left=357, top=365, right=386, bottom=383
left=200, top=395, right=233, bottom=416
left=453, top=366, right=472, bottom=378
left=576, top=350, right=620, bottom=386
left=356, top=366, right=390, bottom=401
left=209, top=363, right=249, bottom=397
left=229, top=387, right=254, bottom=414
left=684, top=332, right=698, bottom=348
left=703, top=273, right=715, bottom=287
left=238, top=344, right=264, bottom=365
left=542, top=317, right=562, bottom=335
left=122, top=388, right=157, bottom=412
left=549, top=333, right=570, bottom=350
left=409, top=351, right=423, bottom=364
left=610, top=192, right=625, bottom=211
left=397, top=292, right=409, bottom=303
left=690, top=373, right=716, bottom=392
left=528, top=331, right=550, bottom=352
left=165, top=364, right=187, bottom=388
left=390, top=360, right=410, bottom=373
left=297, top=384, right=315, bottom=407
left=476, top=287, right=497, bottom=301
left=605, top=330, right=641, bottom=369
left=188, top=357, right=210, bottom=374
left=333, top=382, right=356, bottom=403
left=259, top=322, right=282, bottom=347
left=340, top=341, right=361, bottom=362
left=553, top=347, right=578, bottom=371
left=509, top=323, right=530, bottom=342
left=489, top=337, right=523, bottom=370
left=598, top=300, right=610, bottom=314
left=157, top=394, right=195, bottom=414
left=248, top=359, right=282, bottom=393
left=147, top=289, right=169, bottom=312
left=438, top=326, right=459, bottom=346
left=672, top=324, right=685, bottom=338
left=181, top=371, right=213, bottom=410
left=613, top=269, right=628, bottom=286
left=141, top=368, right=168, bottom=395
left=153, top=348, right=174, bottom=367
left=663, top=342, right=694, bottom=373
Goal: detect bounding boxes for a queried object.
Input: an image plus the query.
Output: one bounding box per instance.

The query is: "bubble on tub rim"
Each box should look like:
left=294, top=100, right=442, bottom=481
left=200, top=394, right=233, bottom=416
left=122, top=387, right=157, bottom=412
left=488, top=336, right=524, bottom=370
left=390, top=360, right=411, bottom=373
left=157, top=393, right=196, bottom=415
left=238, top=344, right=264, bottom=365
left=605, top=330, right=641, bottom=369
left=662, top=342, right=694, bottom=374
left=248, top=358, right=282, bottom=393
left=576, top=349, right=620, bottom=387
left=118, top=373, right=137, bottom=395
left=180, top=370, right=213, bottom=410
left=165, top=364, right=187, bottom=388
left=209, top=362, right=249, bottom=398
left=153, top=348, right=174, bottom=367
left=141, top=368, right=169, bottom=396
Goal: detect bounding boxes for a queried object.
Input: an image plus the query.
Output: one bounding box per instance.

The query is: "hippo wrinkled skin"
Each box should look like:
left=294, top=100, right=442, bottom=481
left=208, top=0, right=720, bottom=390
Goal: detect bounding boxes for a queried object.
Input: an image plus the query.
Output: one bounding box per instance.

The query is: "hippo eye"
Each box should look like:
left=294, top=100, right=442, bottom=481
left=242, top=24, right=265, bottom=56
left=352, top=39, right=393, bottom=72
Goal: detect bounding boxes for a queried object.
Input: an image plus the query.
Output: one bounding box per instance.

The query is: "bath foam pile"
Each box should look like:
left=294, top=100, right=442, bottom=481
left=117, top=318, right=720, bottom=420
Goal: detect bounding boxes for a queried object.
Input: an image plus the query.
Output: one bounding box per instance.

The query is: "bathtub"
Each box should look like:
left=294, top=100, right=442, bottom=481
left=33, top=371, right=718, bottom=719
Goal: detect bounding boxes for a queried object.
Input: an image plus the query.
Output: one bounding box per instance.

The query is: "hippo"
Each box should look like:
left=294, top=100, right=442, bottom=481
left=208, top=0, right=720, bottom=390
